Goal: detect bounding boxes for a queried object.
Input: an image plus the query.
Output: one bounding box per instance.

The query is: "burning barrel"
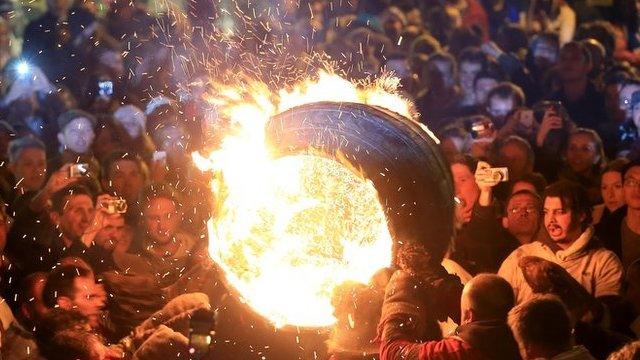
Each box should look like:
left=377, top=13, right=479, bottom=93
left=205, top=100, right=454, bottom=359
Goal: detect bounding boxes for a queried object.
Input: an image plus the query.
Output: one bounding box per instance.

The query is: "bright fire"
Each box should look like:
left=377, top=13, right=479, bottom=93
left=195, top=71, right=413, bottom=328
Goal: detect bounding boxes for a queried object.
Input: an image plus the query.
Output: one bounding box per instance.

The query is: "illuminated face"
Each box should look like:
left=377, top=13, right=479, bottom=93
left=108, top=159, right=145, bottom=204
left=144, top=197, right=181, bottom=245
left=459, top=61, right=482, bottom=95
left=56, top=194, right=95, bottom=241
left=154, top=124, right=190, bottom=158
left=12, top=147, right=47, bottom=191
left=93, top=215, right=126, bottom=252
left=543, top=197, right=580, bottom=246
left=68, top=277, right=105, bottom=328
left=487, top=96, right=514, bottom=124
left=451, top=163, right=479, bottom=224
left=58, top=117, right=95, bottom=154
left=504, top=193, right=540, bottom=239
left=474, top=77, right=498, bottom=105
left=566, top=133, right=599, bottom=174
left=114, top=112, right=143, bottom=138
left=601, top=171, right=625, bottom=212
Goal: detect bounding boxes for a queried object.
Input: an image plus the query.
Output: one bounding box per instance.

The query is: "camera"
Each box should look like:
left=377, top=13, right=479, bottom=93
left=105, top=198, right=127, bottom=214
left=69, top=163, right=89, bottom=178
left=484, top=167, right=509, bottom=182
left=464, top=116, right=494, bottom=139
left=188, top=308, right=216, bottom=359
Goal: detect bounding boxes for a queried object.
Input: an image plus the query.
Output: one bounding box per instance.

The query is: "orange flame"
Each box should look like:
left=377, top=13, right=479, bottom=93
left=195, top=71, right=412, bottom=328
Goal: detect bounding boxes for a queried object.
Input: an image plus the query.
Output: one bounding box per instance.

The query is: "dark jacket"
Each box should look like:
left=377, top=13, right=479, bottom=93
left=451, top=203, right=517, bottom=275
left=594, top=206, right=626, bottom=259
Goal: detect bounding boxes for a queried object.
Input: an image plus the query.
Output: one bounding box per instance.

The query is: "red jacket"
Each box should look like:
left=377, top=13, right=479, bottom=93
left=380, top=337, right=489, bottom=360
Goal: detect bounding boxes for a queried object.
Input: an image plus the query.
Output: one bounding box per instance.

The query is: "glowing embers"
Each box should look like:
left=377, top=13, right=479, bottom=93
left=209, top=154, right=392, bottom=328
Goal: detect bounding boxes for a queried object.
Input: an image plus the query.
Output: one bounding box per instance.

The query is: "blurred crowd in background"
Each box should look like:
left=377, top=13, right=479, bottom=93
left=1, top=0, right=640, bottom=359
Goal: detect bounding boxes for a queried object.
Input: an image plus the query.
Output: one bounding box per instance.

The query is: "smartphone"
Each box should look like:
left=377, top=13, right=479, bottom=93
left=98, top=80, right=114, bottom=97
left=532, top=101, right=563, bottom=123
left=69, top=163, right=89, bottom=178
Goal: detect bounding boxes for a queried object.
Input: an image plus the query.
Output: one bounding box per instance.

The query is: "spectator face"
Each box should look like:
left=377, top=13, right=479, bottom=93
left=144, top=197, right=181, bottom=245
left=52, top=194, right=95, bottom=241
left=451, top=163, right=479, bottom=224
left=383, top=16, right=403, bottom=38
left=60, top=277, right=105, bottom=328
left=93, top=215, right=125, bottom=252
left=558, top=46, right=589, bottom=82
left=619, top=84, right=640, bottom=120
left=114, top=113, right=143, bottom=139
left=543, top=196, right=581, bottom=245
left=474, top=77, right=498, bottom=105
left=107, top=159, right=145, bottom=204
left=154, top=124, right=190, bottom=160
left=624, top=166, right=640, bottom=210
left=58, top=117, right=95, bottom=154
left=601, top=171, right=625, bottom=212
left=459, top=61, right=482, bottom=96
left=10, top=147, right=47, bottom=191
left=565, top=133, right=599, bottom=174
left=533, top=40, right=558, bottom=69
left=498, top=142, right=530, bottom=181
left=503, top=193, right=540, bottom=240
left=487, top=95, right=514, bottom=123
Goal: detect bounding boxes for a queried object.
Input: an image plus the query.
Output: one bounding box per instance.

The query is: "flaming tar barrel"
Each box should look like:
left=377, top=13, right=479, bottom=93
left=266, top=101, right=455, bottom=260
left=208, top=102, right=454, bottom=359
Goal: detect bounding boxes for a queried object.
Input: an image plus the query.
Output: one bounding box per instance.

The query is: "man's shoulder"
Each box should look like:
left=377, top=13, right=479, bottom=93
left=587, top=246, right=623, bottom=268
left=420, top=336, right=475, bottom=359
left=510, top=241, right=549, bottom=258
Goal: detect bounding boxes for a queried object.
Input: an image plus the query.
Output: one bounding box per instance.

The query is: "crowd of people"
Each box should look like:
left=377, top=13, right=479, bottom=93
left=2, top=0, right=640, bottom=359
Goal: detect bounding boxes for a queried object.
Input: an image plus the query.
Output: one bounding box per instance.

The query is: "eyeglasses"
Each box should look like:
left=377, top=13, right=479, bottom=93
left=508, top=207, right=538, bottom=215
left=624, top=178, right=640, bottom=188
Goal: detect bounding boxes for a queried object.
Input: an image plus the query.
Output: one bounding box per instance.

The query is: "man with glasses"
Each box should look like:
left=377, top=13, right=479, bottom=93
left=621, top=161, right=640, bottom=269
left=499, top=180, right=623, bottom=304
left=501, top=190, right=542, bottom=246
